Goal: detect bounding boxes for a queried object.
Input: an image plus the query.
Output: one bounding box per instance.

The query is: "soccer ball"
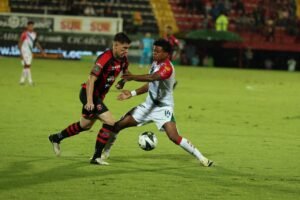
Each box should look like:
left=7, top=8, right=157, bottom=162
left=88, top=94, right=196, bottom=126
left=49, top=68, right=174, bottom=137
left=138, top=131, right=158, bottom=151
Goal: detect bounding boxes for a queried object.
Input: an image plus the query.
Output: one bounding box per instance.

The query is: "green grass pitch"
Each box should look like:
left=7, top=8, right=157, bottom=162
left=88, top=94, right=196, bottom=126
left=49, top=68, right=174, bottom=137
left=0, top=57, right=299, bottom=200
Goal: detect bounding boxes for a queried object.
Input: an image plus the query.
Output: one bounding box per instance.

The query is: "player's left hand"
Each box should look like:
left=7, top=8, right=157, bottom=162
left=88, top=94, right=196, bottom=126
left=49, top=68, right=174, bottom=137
left=117, top=90, right=131, bottom=101
left=41, top=51, right=46, bottom=57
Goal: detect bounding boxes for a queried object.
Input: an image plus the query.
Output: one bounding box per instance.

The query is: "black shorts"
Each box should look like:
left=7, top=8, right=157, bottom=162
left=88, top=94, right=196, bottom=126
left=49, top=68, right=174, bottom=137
left=79, top=88, right=108, bottom=119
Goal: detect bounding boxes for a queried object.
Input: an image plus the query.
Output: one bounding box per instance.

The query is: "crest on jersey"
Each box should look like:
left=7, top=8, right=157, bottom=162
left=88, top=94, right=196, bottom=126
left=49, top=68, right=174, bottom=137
left=92, top=65, right=100, bottom=73
left=165, top=65, right=171, bottom=71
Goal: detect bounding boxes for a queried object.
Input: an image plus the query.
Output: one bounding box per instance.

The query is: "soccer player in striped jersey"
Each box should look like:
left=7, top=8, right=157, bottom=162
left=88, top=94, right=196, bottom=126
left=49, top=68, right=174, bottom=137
left=48, top=32, right=131, bottom=165
left=101, top=39, right=213, bottom=167
left=164, top=25, right=180, bottom=61
left=164, top=25, right=180, bottom=88
left=18, top=21, right=45, bottom=86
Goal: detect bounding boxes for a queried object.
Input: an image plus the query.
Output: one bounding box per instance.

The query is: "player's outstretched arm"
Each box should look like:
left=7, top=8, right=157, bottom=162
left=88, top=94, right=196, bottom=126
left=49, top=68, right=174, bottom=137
left=36, top=41, right=46, bottom=56
left=122, top=72, right=161, bottom=82
left=115, top=71, right=132, bottom=89
left=117, top=83, right=148, bottom=101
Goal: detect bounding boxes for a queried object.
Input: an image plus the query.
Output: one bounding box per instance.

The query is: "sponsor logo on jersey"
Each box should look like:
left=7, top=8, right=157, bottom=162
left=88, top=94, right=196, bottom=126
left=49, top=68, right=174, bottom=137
left=93, top=65, right=100, bottom=72
left=107, top=76, right=115, bottom=82
left=112, top=65, right=120, bottom=70
left=164, top=65, right=171, bottom=71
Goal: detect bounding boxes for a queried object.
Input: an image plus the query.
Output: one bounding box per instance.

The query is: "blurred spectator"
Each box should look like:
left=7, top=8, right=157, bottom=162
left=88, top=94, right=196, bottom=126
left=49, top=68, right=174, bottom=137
left=215, top=12, right=229, bottom=31
left=203, top=14, right=213, bottom=29
left=264, top=58, right=273, bottom=69
left=265, top=18, right=275, bottom=42
left=224, top=0, right=232, bottom=13
left=180, top=50, right=189, bottom=65
left=84, top=5, right=96, bottom=16
left=139, top=32, right=154, bottom=68
left=252, top=6, right=265, bottom=32
left=164, top=25, right=180, bottom=61
left=184, top=43, right=196, bottom=65
left=104, top=3, right=115, bottom=17
left=210, top=2, right=221, bottom=20
left=244, top=48, right=253, bottom=68
left=235, top=0, right=245, bottom=16
left=203, top=55, right=214, bottom=67
left=205, top=1, right=213, bottom=16
left=131, top=11, right=143, bottom=34
left=191, top=56, right=200, bottom=66
left=236, top=12, right=254, bottom=32
left=287, top=58, right=297, bottom=71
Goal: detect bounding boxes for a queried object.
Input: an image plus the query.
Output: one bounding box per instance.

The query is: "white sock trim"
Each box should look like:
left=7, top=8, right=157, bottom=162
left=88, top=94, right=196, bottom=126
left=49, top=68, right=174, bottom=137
left=179, top=138, right=204, bottom=161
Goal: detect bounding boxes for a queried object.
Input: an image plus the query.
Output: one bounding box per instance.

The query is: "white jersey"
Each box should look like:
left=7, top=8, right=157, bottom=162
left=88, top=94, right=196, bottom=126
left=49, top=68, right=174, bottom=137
left=20, top=31, right=37, bottom=53
left=145, top=59, right=175, bottom=108
left=131, top=59, right=176, bottom=131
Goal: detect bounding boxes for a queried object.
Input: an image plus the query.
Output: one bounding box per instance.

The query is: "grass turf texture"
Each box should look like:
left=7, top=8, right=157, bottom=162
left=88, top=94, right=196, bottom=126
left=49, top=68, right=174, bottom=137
left=0, top=57, right=299, bottom=200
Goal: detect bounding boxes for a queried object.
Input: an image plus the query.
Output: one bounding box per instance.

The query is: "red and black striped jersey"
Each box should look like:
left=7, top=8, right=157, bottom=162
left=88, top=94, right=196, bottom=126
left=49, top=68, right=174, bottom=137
left=164, top=34, right=179, bottom=49
left=82, top=49, right=129, bottom=100
left=164, top=34, right=179, bottom=60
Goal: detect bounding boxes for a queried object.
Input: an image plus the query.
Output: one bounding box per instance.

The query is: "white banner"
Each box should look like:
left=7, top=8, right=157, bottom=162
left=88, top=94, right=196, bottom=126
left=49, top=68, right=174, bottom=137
left=0, top=13, right=123, bottom=35
left=54, top=16, right=122, bottom=35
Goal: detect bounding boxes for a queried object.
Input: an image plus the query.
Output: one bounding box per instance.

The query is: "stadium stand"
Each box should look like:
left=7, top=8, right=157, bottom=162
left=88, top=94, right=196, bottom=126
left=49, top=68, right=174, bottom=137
left=0, top=0, right=10, bottom=12
left=169, top=0, right=300, bottom=52
left=9, top=0, right=159, bottom=34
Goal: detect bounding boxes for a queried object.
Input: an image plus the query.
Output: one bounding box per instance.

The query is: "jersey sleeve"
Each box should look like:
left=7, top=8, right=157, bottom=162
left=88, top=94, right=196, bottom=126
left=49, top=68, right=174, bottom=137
left=91, top=52, right=111, bottom=76
left=20, top=32, right=27, bottom=41
left=156, top=63, right=173, bottom=80
left=172, top=36, right=179, bottom=46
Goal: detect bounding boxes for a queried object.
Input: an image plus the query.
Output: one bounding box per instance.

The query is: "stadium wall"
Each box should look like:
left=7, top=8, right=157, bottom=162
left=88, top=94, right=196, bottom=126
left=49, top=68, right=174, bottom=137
left=0, top=13, right=123, bottom=59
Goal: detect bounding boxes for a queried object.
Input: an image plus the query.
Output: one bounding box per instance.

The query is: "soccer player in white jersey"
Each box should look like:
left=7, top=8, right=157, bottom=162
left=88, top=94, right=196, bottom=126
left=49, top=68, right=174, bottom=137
left=99, top=39, right=213, bottom=167
left=18, top=21, right=45, bottom=86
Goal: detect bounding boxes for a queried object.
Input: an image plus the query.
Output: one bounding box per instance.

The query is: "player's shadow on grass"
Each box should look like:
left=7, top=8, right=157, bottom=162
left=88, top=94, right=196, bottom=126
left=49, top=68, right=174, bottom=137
left=110, top=153, right=191, bottom=163
left=0, top=154, right=193, bottom=191
left=0, top=155, right=298, bottom=195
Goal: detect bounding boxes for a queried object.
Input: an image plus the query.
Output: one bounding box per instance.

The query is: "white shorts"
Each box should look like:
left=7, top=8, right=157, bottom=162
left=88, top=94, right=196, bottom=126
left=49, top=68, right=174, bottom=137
left=131, top=102, right=175, bottom=131
left=21, top=51, right=32, bottom=66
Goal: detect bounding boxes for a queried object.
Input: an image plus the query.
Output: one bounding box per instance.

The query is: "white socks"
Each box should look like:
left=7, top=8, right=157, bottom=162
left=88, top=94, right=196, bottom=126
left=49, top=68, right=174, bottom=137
left=20, top=68, right=26, bottom=83
left=179, top=138, right=205, bottom=161
left=20, top=68, right=33, bottom=84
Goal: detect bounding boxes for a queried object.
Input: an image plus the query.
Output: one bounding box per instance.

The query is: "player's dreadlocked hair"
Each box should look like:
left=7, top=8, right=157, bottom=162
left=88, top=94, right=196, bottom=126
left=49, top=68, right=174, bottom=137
left=114, top=32, right=131, bottom=44
left=154, top=39, right=172, bottom=54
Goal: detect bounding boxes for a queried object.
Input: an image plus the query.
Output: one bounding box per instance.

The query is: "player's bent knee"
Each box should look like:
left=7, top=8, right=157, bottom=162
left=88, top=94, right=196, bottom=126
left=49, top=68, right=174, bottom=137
left=113, top=122, right=122, bottom=133
left=79, top=120, right=94, bottom=130
left=81, top=124, right=92, bottom=130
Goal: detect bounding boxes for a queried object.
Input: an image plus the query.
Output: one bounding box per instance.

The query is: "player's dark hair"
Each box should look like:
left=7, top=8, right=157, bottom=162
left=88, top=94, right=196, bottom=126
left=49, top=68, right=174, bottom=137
left=166, top=25, right=172, bottom=30
left=154, top=39, right=172, bottom=54
left=27, top=21, right=34, bottom=25
left=114, top=32, right=131, bottom=44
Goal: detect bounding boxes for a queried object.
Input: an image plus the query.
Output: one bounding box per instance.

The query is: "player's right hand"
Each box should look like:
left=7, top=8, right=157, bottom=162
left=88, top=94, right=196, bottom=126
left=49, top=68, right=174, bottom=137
left=115, top=79, right=126, bottom=90
left=117, top=90, right=131, bottom=101
left=84, top=103, right=95, bottom=111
